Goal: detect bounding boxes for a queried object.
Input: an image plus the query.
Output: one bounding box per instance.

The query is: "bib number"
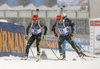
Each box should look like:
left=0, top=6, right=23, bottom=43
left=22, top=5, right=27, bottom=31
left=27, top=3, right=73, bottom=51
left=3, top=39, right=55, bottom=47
left=34, top=30, right=38, bottom=34
left=59, top=27, right=70, bottom=34
left=59, top=29, right=64, bottom=34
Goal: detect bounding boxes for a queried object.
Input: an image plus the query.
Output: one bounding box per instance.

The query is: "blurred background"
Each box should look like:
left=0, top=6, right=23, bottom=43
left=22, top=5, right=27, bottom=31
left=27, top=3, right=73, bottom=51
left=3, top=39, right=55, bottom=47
left=0, top=0, right=99, bottom=39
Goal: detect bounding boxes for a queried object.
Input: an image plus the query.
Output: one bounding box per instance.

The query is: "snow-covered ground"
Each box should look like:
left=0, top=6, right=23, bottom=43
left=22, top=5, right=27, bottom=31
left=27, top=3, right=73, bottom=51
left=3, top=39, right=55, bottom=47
left=0, top=47, right=100, bottom=69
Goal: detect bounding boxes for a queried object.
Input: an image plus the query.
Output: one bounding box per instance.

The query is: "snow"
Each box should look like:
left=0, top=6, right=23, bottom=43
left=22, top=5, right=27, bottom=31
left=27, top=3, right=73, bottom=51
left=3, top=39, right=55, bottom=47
left=10, top=5, right=24, bottom=10
left=38, top=5, right=52, bottom=10
left=0, top=4, right=11, bottom=10
left=0, top=19, right=8, bottom=22
left=0, top=47, right=100, bottom=69
left=24, top=3, right=37, bottom=10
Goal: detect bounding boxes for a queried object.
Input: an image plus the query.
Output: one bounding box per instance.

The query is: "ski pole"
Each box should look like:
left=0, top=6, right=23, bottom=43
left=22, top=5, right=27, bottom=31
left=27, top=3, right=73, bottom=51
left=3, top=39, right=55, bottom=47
left=53, top=37, right=57, bottom=53
left=60, top=7, right=63, bottom=14
left=30, top=47, right=35, bottom=57
left=72, top=37, right=87, bottom=53
left=60, top=5, right=65, bottom=14
left=72, top=37, right=84, bottom=51
left=55, top=38, right=58, bottom=53
left=36, top=9, right=39, bottom=16
left=44, top=39, right=59, bottom=59
left=75, top=33, right=84, bottom=42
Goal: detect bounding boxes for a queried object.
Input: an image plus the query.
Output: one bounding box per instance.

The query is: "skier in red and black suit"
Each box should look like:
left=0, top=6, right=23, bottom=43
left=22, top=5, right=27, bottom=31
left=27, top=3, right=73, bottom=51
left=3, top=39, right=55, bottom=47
left=22, top=15, right=47, bottom=60
left=52, top=15, right=85, bottom=60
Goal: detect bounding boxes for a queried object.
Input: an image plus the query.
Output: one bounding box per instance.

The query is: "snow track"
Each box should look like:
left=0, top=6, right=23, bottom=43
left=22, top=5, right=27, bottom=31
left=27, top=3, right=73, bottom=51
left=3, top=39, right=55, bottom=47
left=0, top=47, right=100, bottom=69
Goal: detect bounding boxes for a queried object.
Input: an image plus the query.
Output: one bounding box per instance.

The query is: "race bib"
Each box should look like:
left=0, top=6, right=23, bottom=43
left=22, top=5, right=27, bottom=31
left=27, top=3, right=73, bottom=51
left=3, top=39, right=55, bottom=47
left=32, top=29, right=42, bottom=34
left=58, top=27, right=70, bottom=35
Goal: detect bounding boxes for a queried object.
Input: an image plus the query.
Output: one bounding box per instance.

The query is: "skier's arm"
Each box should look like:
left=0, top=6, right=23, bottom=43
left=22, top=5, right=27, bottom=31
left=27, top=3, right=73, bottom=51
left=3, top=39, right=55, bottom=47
left=40, top=22, right=47, bottom=35
left=65, top=18, right=76, bottom=33
left=52, top=22, right=58, bottom=37
left=26, top=22, right=32, bottom=35
left=68, top=20, right=76, bottom=33
left=70, top=22, right=76, bottom=33
left=52, top=22, right=56, bottom=31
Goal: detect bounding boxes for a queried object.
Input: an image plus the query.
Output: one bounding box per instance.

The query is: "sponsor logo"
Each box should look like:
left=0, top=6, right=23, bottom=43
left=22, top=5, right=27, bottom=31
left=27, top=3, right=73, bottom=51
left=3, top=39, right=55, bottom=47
left=0, top=22, right=26, bottom=57
left=33, top=38, right=90, bottom=53
left=0, top=29, right=26, bottom=53
left=96, top=34, right=100, bottom=41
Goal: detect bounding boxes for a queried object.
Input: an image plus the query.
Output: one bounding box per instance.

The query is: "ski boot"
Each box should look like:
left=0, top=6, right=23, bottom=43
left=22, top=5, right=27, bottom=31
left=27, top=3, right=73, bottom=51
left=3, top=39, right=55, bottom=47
left=62, top=53, right=66, bottom=60
left=59, top=53, right=66, bottom=60
left=21, top=54, right=28, bottom=60
left=36, top=53, right=40, bottom=62
left=79, top=52, right=86, bottom=58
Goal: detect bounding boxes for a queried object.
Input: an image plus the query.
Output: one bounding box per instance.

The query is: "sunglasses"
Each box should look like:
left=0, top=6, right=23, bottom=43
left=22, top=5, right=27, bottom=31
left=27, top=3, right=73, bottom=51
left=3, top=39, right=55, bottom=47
left=57, top=18, right=61, bottom=20
left=33, top=20, right=38, bottom=21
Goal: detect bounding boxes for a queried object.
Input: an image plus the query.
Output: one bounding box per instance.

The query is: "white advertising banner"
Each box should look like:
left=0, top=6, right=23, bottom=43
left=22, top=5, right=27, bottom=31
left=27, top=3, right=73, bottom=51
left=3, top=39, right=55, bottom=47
left=90, top=18, right=100, bottom=54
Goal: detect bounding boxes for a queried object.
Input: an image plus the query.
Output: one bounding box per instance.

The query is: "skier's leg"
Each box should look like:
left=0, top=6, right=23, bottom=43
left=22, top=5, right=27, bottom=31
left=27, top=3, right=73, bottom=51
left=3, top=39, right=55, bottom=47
left=72, top=38, right=86, bottom=56
left=62, top=40, right=66, bottom=59
left=36, top=35, right=41, bottom=59
left=58, top=39, right=64, bottom=53
left=22, top=35, right=35, bottom=60
left=62, top=40, right=66, bottom=53
left=25, top=35, right=35, bottom=56
left=58, top=37, right=65, bottom=59
left=66, top=35, right=82, bottom=56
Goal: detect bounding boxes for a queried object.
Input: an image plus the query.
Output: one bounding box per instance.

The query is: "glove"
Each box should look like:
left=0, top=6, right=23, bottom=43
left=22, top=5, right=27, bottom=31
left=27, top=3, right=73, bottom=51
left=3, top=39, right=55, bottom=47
left=55, top=35, right=58, bottom=38
left=71, top=33, right=73, bottom=37
left=43, top=35, right=46, bottom=40
left=25, top=35, right=28, bottom=40
left=54, top=31, right=58, bottom=38
left=59, top=37, right=61, bottom=39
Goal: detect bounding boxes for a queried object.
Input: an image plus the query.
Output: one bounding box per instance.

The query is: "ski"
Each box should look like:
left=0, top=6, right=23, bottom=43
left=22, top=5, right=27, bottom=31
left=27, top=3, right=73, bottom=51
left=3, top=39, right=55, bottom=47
left=4, top=58, right=21, bottom=61
left=81, top=57, right=93, bottom=61
left=21, top=57, right=28, bottom=60
left=47, top=58, right=67, bottom=61
left=76, top=55, right=94, bottom=61
left=77, top=55, right=93, bottom=61
left=77, top=54, right=97, bottom=58
left=80, top=57, right=87, bottom=60
left=36, top=59, right=40, bottom=62
left=84, top=55, right=97, bottom=58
